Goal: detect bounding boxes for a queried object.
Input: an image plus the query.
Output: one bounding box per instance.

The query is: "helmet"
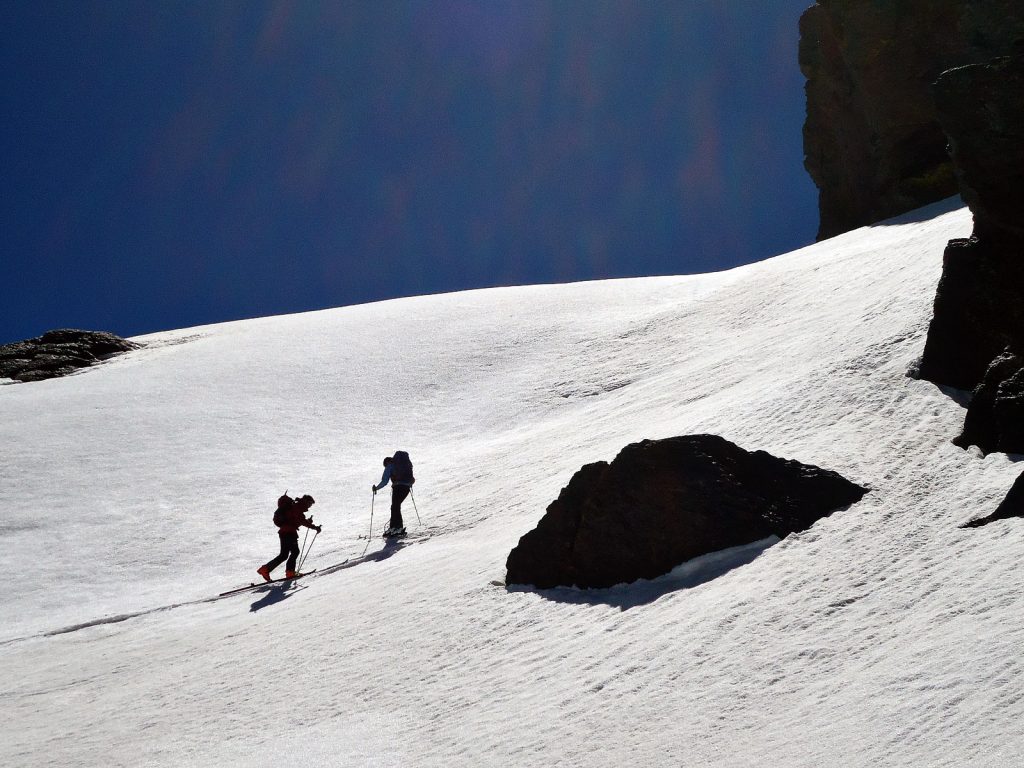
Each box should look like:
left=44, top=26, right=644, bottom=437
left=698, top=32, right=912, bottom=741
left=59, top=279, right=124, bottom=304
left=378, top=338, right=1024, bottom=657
left=383, top=456, right=393, bottom=467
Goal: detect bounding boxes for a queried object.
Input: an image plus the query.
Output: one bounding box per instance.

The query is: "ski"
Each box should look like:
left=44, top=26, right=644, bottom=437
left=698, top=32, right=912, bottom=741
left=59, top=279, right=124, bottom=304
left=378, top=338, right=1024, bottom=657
left=357, top=526, right=439, bottom=542
left=218, top=569, right=317, bottom=597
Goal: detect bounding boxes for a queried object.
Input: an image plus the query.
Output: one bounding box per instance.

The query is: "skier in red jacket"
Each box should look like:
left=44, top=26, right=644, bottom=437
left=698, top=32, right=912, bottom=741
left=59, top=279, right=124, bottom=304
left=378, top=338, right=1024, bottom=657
left=257, top=494, right=320, bottom=581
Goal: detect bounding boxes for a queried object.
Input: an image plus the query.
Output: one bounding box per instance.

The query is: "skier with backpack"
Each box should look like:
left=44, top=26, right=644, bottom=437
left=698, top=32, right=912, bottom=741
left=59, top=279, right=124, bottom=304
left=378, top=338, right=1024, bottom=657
left=257, top=493, right=321, bottom=582
left=373, top=451, right=415, bottom=537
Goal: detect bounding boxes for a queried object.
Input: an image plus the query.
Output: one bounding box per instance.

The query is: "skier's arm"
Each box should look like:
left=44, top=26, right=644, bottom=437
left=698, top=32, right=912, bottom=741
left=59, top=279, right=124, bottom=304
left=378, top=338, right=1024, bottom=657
left=373, top=465, right=392, bottom=492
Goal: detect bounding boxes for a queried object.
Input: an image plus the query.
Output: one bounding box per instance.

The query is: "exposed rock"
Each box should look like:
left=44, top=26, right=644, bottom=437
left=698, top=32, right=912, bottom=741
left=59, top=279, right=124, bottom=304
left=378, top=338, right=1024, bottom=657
left=934, top=55, right=1024, bottom=242
left=916, top=55, right=1024, bottom=395
left=0, top=330, right=140, bottom=382
left=962, top=470, right=1024, bottom=528
left=505, top=435, right=868, bottom=590
left=799, top=1, right=1024, bottom=240
left=953, top=349, right=1024, bottom=455
left=916, top=236, right=1024, bottom=391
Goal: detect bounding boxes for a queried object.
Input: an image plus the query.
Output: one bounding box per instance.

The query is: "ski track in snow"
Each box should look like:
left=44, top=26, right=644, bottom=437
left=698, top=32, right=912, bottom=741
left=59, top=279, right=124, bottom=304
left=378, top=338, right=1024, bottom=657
left=0, top=532, right=441, bottom=644
left=3, top=200, right=1024, bottom=767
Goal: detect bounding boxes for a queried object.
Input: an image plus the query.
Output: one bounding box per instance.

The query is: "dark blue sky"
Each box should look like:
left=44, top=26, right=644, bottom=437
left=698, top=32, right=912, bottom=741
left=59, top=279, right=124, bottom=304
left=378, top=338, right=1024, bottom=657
left=1, top=1, right=817, bottom=345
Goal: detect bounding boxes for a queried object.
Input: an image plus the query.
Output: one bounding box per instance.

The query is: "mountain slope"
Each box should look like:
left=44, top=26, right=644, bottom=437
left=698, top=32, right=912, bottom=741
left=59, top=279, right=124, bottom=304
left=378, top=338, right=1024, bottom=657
left=3, top=200, right=1022, bottom=767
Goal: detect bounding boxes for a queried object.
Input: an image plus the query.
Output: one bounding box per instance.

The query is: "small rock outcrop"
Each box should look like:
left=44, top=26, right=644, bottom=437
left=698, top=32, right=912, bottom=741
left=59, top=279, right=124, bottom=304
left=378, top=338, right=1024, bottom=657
left=915, top=235, right=1024, bottom=392
left=962, top=470, right=1024, bottom=528
left=0, top=329, right=140, bottom=382
left=505, top=435, right=868, bottom=590
left=953, top=348, right=1024, bottom=455
left=799, top=1, right=1024, bottom=240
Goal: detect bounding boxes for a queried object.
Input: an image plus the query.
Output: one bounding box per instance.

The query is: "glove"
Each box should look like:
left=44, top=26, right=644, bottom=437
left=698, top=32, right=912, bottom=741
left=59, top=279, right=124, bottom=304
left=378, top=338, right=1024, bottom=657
left=315, top=525, right=322, bottom=533
left=372, top=485, right=377, bottom=495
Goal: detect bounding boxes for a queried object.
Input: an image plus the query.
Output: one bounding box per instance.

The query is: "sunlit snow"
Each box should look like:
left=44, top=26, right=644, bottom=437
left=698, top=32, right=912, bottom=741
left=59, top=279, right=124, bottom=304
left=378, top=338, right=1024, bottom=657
left=3, top=200, right=1022, bottom=767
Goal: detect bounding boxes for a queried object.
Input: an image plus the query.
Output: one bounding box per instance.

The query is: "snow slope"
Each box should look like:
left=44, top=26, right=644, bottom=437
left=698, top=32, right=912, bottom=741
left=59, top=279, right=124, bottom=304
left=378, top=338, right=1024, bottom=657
left=3, top=200, right=1023, bottom=767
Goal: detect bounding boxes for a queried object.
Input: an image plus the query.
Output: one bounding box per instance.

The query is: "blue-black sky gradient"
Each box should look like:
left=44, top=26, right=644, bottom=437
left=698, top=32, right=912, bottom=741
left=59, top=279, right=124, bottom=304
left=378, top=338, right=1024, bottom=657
left=1, top=1, right=818, bottom=345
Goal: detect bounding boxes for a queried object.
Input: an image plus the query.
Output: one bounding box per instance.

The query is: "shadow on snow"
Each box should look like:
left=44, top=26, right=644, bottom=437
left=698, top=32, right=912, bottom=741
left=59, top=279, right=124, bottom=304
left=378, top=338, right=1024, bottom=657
left=249, top=582, right=309, bottom=612
left=506, top=536, right=779, bottom=611
left=6, top=537, right=430, bottom=644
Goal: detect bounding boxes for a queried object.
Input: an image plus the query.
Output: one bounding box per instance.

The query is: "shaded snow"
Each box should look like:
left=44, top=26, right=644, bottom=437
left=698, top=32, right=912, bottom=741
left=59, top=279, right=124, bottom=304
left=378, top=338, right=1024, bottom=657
left=3, top=200, right=1023, bottom=767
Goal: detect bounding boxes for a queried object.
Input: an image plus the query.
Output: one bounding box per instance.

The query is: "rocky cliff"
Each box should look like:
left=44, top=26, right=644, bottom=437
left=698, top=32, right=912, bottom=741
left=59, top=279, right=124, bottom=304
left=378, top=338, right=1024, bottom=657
left=918, top=55, right=1024, bottom=458
left=799, top=0, right=1024, bottom=240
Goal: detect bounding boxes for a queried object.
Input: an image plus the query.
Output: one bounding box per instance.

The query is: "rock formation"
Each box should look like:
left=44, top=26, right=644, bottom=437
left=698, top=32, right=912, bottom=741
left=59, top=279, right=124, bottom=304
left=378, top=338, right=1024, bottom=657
left=505, top=435, right=868, bottom=590
left=914, top=54, right=1024, bottom=468
left=799, top=5, right=1024, bottom=523
left=799, top=1, right=1024, bottom=240
left=0, top=329, right=140, bottom=382
left=962, top=470, right=1024, bottom=528
left=917, top=55, right=1024, bottom=392
left=952, top=348, right=1024, bottom=455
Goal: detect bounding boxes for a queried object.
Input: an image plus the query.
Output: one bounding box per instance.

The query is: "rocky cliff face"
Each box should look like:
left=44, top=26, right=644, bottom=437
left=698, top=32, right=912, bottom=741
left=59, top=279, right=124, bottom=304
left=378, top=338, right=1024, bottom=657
left=917, top=54, right=1024, bottom=391
left=799, top=0, right=1024, bottom=240
left=917, top=55, right=1024, bottom=460
left=800, top=1, right=1024, bottom=487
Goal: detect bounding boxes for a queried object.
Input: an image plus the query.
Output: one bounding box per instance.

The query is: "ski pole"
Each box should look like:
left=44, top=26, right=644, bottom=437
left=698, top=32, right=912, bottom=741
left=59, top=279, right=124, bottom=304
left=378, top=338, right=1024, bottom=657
left=298, top=529, right=319, bottom=573
left=410, top=488, right=422, bottom=526
left=297, top=526, right=310, bottom=568
left=361, top=491, right=375, bottom=556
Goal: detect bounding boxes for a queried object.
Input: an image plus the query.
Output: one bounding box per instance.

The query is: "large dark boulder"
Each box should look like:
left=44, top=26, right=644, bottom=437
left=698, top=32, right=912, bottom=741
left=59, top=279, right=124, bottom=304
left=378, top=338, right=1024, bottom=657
left=0, top=329, right=140, bottom=382
left=505, top=435, right=868, bottom=590
left=799, top=1, right=1024, bottom=240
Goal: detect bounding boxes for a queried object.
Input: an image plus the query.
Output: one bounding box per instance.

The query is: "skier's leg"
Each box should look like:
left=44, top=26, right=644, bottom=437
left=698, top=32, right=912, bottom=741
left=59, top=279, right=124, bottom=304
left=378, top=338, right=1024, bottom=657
left=390, top=485, right=410, bottom=529
left=285, top=533, right=301, bottom=573
left=265, top=532, right=290, bottom=572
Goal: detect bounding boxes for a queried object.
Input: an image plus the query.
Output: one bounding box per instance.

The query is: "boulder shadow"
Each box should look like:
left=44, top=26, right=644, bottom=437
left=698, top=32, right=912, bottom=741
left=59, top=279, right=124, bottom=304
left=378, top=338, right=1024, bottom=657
left=507, top=536, right=778, bottom=610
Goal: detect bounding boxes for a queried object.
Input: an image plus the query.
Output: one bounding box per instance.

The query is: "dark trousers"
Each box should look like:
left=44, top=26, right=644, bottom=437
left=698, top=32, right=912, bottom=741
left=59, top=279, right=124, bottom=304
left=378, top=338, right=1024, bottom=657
left=265, top=531, right=300, bottom=573
left=390, top=485, right=410, bottom=528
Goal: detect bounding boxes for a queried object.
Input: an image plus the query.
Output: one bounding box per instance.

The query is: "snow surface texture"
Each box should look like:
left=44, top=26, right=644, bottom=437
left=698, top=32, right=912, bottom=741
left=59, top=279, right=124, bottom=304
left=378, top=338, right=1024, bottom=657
left=3, top=200, right=1022, bottom=767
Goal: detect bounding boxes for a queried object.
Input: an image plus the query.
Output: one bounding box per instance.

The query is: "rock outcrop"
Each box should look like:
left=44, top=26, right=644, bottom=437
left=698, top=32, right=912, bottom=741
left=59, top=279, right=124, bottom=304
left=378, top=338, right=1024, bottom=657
left=505, top=435, right=868, bottom=590
left=915, top=235, right=1024, bottom=392
left=799, top=1, right=1024, bottom=240
left=0, top=329, right=140, bottom=382
left=913, top=54, right=1024, bottom=468
left=952, top=348, right=1024, bottom=455
left=917, top=55, right=1024, bottom=393
left=934, top=55, right=1024, bottom=243
left=962, top=470, right=1024, bottom=528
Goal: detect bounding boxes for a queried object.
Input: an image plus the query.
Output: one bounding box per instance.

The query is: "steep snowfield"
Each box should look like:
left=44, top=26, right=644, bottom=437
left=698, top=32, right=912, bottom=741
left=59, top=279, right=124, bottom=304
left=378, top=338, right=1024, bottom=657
left=3, top=200, right=1023, bottom=767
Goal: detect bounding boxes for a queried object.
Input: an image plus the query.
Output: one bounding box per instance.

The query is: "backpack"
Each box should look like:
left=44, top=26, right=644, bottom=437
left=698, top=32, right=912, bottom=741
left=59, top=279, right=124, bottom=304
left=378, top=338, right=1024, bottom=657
left=390, top=451, right=415, bottom=485
left=273, top=494, right=294, bottom=527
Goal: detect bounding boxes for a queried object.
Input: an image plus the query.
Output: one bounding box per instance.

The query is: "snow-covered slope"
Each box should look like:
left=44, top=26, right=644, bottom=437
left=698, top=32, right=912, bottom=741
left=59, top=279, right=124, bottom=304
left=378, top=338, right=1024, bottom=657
left=3, top=201, right=1022, bottom=767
